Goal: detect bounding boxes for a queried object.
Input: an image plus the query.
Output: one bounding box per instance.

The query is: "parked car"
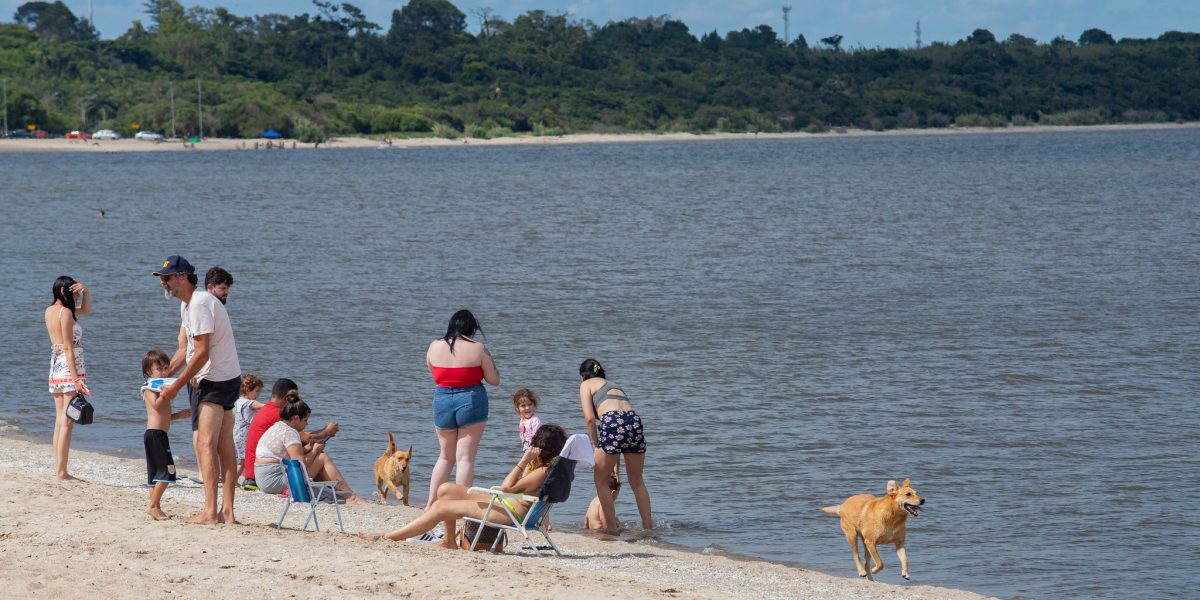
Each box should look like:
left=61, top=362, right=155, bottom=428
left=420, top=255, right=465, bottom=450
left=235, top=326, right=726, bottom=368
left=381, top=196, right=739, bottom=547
left=66, top=130, right=91, bottom=139
left=92, top=129, right=121, bottom=140
left=134, top=131, right=164, bottom=141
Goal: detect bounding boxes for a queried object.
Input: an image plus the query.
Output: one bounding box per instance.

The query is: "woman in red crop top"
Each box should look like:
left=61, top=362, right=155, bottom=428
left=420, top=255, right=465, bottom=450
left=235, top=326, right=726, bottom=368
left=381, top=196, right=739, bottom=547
left=424, top=309, right=500, bottom=509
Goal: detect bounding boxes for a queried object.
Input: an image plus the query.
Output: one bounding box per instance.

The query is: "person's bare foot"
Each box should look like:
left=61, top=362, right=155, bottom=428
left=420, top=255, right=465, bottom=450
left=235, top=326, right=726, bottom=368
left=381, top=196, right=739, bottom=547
left=345, top=495, right=370, bottom=505
left=357, top=532, right=383, bottom=542
left=183, top=512, right=219, bottom=525
left=147, top=507, right=169, bottom=521
left=217, top=512, right=240, bottom=525
left=55, top=473, right=84, bottom=482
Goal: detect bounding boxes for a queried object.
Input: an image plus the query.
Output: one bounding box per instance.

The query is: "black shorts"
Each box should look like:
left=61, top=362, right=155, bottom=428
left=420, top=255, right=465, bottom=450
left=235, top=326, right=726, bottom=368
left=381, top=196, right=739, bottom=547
left=144, top=429, right=177, bottom=485
left=189, top=376, right=240, bottom=431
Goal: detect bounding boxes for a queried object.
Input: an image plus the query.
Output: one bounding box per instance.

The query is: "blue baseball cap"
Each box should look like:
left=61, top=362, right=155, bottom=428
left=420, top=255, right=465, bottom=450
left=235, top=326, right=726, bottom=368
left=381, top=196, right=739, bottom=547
left=152, top=255, right=195, bottom=276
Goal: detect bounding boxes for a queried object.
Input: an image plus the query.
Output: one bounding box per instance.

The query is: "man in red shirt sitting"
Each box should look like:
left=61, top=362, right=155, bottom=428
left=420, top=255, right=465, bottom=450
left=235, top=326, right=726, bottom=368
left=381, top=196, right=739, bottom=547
left=242, top=378, right=338, bottom=490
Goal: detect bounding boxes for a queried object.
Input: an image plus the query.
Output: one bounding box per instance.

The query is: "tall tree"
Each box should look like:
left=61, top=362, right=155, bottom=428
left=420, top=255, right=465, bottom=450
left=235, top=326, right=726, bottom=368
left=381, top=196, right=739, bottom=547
left=1079, top=28, right=1115, bottom=45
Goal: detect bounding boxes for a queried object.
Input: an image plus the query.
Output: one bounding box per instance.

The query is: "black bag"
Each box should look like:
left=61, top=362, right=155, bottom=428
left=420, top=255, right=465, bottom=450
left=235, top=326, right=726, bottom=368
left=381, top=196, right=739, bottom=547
left=65, top=393, right=94, bottom=425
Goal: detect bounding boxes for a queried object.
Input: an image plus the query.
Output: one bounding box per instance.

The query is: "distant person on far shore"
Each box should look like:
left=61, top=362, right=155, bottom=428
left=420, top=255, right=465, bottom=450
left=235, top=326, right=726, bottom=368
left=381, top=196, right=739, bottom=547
left=44, top=276, right=91, bottom=481
left=233, top=374, right=264, bottom=485
left=140, top=349, right=191, bottom=520
left=578, top=358, right=653, bottom=532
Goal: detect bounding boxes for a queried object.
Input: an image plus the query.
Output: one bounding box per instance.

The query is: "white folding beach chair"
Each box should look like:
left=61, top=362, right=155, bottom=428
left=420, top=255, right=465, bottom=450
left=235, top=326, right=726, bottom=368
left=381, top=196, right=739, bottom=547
left=276, top=458, right=345, bottom=533
left=464, top=456, right=576, bottom=556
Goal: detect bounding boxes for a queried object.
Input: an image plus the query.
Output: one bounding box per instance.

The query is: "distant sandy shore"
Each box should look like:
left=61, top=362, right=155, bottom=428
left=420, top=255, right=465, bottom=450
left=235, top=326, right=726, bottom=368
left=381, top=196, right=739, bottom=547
left=0, top=122, right=1194, bottom=154
left=0, top=434, right=992, bottom=599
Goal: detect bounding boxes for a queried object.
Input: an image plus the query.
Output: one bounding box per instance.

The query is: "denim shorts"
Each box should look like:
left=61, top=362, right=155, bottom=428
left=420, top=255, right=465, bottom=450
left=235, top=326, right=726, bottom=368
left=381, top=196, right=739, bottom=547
left=433, top=384, right=488, bottom=430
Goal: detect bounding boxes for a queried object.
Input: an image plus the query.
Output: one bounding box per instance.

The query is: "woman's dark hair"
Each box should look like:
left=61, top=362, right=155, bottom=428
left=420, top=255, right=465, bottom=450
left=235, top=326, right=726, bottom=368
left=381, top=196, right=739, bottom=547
left=529, top=423, right=568, bottom=469
left=51, top=276, right=78, bottom=321
left=279, top=389, right=311, bottom=421
left=271, top=377, right=299, bottom=400
left=442, top=309, right=481, bottom=354
left=579, top=358, right=606, bottom=381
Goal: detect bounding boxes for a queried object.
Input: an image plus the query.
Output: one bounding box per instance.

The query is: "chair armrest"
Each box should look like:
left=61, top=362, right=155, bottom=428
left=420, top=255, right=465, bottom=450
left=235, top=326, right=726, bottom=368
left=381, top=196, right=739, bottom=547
left=467, top=487, right=538, bottom=503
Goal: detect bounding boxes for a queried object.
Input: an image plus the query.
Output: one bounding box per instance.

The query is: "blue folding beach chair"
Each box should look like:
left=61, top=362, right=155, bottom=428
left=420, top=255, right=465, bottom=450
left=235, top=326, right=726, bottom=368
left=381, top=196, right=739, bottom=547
left=276, top=458, right=345, bottom=533
left=463, top=456, right=576, bottom=555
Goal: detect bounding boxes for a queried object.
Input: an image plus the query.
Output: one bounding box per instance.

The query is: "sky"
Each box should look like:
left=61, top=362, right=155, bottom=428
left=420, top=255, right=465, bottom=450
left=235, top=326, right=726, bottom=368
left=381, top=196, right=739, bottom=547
left=5, top=1, right=1198, bottom=48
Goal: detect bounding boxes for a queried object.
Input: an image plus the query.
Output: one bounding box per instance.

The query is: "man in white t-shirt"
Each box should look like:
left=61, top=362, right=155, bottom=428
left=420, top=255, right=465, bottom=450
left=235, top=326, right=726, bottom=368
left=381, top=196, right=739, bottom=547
left=155, top=255, right=242, bottom=526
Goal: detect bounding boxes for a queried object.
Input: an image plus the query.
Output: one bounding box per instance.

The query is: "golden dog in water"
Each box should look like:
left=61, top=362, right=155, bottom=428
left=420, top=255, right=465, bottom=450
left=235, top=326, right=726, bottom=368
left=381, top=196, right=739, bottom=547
left=820, top=478, right=925, bottom=580
left=372, top=432, right=412, bottom=505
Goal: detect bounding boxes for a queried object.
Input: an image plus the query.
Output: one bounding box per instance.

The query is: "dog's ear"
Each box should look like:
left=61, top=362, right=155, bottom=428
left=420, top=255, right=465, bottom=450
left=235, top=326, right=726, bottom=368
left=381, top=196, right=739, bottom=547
left=407, top=445, right=412, bottom=454
left=902, top=478, right=911, bottom=488
left=886, top=480, right=898, bottom=495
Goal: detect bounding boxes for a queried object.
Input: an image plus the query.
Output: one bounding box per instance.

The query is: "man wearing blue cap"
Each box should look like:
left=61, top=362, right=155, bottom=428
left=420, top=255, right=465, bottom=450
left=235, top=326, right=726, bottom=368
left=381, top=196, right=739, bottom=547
left=154, top=256, right=242, bottom=525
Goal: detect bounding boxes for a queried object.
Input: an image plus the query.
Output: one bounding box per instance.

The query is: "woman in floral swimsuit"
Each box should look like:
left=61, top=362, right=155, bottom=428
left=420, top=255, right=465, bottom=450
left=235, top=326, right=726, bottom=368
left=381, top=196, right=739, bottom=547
left=44, top=275, right=91, bottom=481
left=578, top=358, right=653, bottom=532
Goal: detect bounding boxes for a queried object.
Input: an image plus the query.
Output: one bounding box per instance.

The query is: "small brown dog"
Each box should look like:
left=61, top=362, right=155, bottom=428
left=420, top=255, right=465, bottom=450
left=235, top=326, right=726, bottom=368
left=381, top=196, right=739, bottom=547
left=820, top=478, right=925, bottom=580
left=373, top=432, right=412, bottom=505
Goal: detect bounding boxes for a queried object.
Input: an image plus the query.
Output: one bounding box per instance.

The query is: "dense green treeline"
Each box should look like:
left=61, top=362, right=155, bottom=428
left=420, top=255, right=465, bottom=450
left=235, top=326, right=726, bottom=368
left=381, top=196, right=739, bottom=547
left=2, top=0, right=1198, bottom=139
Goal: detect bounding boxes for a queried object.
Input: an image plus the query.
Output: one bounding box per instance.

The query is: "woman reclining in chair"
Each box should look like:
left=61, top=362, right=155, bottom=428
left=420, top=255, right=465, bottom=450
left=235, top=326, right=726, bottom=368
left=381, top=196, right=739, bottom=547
left=359, top=424, right=567, bottom=549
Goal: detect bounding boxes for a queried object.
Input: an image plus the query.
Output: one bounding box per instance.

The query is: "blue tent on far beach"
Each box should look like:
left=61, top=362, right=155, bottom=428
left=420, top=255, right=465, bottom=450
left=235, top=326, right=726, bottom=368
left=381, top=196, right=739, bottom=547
left=261, top=129, right=283, bottom=139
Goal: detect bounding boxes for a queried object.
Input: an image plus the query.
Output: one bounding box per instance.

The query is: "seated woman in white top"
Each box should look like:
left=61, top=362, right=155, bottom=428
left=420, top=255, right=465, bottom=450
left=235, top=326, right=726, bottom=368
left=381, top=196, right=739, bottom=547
left=254, top=390, right=364, bottom=503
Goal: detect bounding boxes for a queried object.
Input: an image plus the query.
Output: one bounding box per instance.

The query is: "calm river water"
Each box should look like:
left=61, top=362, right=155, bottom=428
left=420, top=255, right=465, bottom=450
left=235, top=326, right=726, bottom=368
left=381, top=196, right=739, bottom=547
left=1, top=128, right=1197, bottom=599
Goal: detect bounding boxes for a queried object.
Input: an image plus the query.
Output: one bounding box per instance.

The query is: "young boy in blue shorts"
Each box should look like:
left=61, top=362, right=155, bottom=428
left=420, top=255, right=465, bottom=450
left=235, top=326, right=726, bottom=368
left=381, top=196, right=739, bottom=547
left=141, top=349, right=191, bottom=520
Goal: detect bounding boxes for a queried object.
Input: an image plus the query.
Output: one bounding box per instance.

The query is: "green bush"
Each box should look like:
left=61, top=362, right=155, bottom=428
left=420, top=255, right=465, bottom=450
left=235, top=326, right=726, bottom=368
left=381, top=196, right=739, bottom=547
left=465, top=123, right=489, bottom=138
left=432, top=122, right=460, bottom=139
left=485, top=126, right=515, bottom=138
left=1121, top=109, right=1168, bottom=123
left=1037, top=108, right=1108, bottom=125
left=290, top=117, right=326, bottom=143
left=926, top=113, right=952, bottom=128
left=532, top=122, right=565, bottom=136
left=370, top=108, right=433, bottom=133
left=954, top=113, right=1008, bottom=128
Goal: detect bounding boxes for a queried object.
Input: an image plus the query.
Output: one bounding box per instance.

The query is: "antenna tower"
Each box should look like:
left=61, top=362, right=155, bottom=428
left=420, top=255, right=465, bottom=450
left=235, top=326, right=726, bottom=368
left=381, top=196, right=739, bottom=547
left=915, top=20, right=922, bottom=48
left=782, top=5, right=792, bottom=45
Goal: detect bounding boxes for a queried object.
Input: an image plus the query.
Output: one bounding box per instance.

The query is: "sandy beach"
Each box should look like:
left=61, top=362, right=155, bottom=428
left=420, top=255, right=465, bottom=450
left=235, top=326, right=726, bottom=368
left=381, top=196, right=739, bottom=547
left=0, top=122, right=1194, bottom=153
left=0, top=434, right=991, bottom=600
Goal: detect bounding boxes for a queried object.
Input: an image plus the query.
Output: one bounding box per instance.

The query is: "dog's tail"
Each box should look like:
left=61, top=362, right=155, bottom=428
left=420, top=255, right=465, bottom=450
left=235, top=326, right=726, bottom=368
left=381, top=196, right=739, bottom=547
left=385, top=431, right=396, bottom=454
left=819, top=505, right=840, bottom=515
